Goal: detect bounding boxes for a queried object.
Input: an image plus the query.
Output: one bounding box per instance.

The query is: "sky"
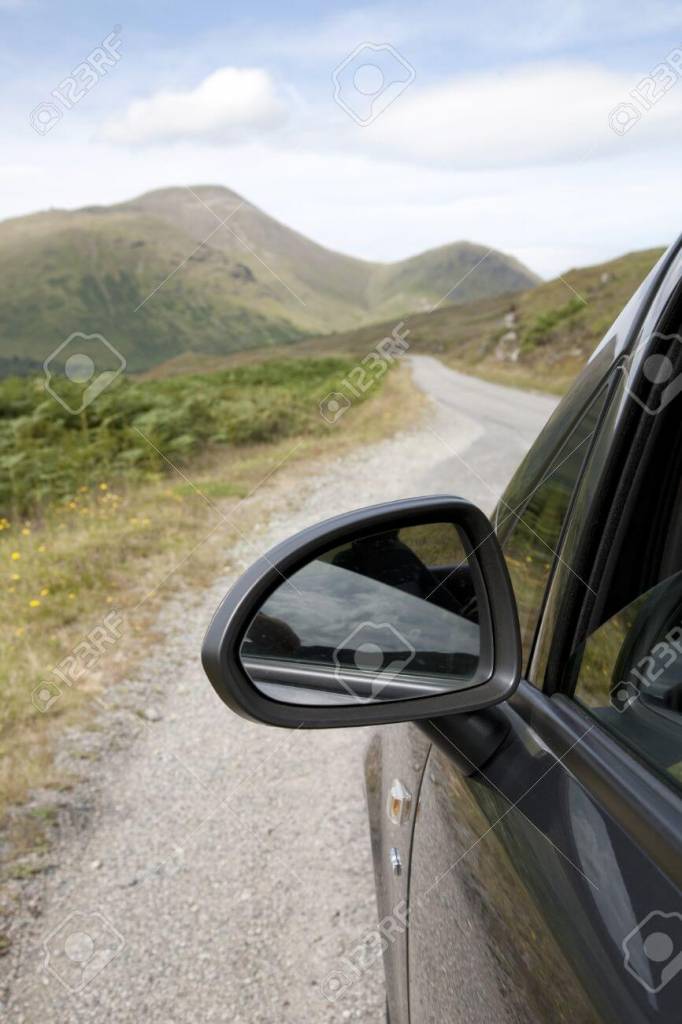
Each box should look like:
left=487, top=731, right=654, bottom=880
left=2, top=0, right=682, bottom=277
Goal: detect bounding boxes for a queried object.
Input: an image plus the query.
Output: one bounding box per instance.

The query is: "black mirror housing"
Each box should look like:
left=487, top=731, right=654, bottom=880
left=201, top=496, right=521, bottom=728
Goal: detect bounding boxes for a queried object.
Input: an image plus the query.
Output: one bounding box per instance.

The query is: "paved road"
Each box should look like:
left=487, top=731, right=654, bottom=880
left=2, top=357, right=558, bottom=1023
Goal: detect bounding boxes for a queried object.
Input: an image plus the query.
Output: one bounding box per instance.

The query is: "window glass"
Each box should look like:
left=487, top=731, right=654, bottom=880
left=501, top=390, right=607, bottom=666
left=572, top=572, right=682, bottom=788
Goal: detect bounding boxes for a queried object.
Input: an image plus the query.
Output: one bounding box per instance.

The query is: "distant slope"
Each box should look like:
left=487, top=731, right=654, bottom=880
left=366, top=242, right=539, bottom=319
left=0, top=185, right=538, bottom=374
left=286, top=247, right=664, bottom=395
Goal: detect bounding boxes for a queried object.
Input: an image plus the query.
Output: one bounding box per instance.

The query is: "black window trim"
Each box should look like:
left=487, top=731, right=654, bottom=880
left=532, top=236, right=682, bottom=700
left=510, top=680, right=682, bottom=888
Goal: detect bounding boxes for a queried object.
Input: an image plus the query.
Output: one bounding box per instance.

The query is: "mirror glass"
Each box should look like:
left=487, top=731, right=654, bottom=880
left=240, top=522, right=484, bottom=706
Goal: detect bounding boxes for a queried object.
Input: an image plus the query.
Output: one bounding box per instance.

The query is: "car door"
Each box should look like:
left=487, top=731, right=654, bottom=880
left=407, top=243, right=682, bottom=1023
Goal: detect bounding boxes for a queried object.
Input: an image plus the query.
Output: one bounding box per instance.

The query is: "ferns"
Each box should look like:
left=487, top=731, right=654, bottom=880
left=0, top=357, right=358, bottom=517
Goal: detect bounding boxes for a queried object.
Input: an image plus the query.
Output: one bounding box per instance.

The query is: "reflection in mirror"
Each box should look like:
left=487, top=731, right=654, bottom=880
left=239, top=522, right=483, bottom=706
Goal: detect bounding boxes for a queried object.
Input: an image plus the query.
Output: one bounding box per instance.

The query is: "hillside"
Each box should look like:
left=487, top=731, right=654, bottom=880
left=283, top=247, right=664, bottom=395
left=0, top=186, right=538, bottom=374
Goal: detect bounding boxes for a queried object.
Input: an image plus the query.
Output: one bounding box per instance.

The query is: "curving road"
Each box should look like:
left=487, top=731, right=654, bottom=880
left=2, top=357, right=558, bottom=1024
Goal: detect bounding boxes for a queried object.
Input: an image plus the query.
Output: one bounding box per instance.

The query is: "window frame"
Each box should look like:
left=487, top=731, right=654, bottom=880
left=496, top=247, right=676, bottom=691
left=500, top=246, right=682, bottom=883
left=529, top=240, right=682, bottom=793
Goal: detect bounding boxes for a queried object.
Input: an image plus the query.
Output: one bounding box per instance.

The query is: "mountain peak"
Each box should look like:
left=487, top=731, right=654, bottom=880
left=0, top=185, right=539, bottom=375
left=122, top=183, right=247, bottom=206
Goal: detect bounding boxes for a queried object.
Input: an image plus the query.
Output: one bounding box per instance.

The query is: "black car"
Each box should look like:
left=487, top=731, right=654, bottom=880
left=202, top=238, right=682, bottom=1023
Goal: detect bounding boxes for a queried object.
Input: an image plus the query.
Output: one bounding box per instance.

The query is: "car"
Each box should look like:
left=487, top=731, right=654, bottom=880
left=201, top=237, right=682, bottom=1024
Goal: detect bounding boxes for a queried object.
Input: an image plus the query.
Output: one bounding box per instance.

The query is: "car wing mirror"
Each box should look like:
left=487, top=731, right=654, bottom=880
left=201, top=496, right=521, bottom=728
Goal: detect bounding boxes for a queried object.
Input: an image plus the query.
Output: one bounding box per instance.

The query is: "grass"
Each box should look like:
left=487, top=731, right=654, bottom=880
left=216, top=247, right=661, bottom=399
left=0, top=357, right=422, bottom=864
left=520, top=296, right=587, bottom=354
left=391, top=247, right=663, bottom=394
left=0, top=357, right=373, bottom=518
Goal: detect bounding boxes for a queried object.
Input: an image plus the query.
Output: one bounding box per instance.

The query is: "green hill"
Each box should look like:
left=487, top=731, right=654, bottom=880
left=286, top=247, right=664, bottom=394
left=0, top=185, right=538, bottom=374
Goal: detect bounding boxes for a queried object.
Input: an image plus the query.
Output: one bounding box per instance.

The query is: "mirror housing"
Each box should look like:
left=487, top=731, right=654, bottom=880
left=202, top=496, right=521, bottom=728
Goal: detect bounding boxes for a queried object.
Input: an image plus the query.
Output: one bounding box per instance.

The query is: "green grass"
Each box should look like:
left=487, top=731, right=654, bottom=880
left=0, top=357, right=368, bottom=518
left=174, top=480, right=247, bottom=499
left=520, top=296, right=586, bottom=353
left=276, top=247, right=664, bottom=397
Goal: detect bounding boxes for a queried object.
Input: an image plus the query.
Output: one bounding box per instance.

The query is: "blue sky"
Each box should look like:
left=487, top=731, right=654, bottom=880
left=3, top=0, right=682, bottom=275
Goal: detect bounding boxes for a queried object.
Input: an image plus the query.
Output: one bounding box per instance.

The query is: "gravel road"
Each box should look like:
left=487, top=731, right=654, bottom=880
left=2, top=356, right=558, bottom=1023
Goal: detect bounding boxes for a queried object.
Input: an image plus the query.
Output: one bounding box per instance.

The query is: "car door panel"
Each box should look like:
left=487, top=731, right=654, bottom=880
left=409, top=749, right=598, bottom=1023
left=408, top=684, right=682, bottom=1024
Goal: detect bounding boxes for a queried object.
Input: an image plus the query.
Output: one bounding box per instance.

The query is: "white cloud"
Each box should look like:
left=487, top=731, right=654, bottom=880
left=103, top=67, right=286, bottom=144
left=4, top=55, right=681, bottom=279
left=357, top=61, right=682, bottom=168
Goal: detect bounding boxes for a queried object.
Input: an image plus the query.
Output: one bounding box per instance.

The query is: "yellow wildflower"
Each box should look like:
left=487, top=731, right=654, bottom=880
left=10, top=551, right=20, bottom=561
left=40, top=587, right=49, bottom=596
left=29, top=599, right=40, bottom=608
left=99, top=482, right=109, bottom=491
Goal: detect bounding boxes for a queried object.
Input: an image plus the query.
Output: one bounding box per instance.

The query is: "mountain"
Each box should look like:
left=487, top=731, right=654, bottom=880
left=0, top=185, right=538, bottom=374
left=230, top=247, right=661, bottom=396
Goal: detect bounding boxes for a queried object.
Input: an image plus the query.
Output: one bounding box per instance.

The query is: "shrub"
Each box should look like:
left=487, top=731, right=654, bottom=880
left=0, top=358, right=363, bottom=517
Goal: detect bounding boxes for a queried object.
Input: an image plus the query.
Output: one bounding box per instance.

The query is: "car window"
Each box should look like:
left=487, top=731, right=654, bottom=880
left=571, top=572, right=682, bottom=788
left=501, top=388, right=607, bottom=668
left=565, top=326, right=682, bottom=788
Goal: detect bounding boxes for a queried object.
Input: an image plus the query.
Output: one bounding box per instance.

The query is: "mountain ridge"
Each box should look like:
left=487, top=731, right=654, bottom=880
left=143, top=247, right=663, bottom=398
left=0, top=185, right=540, bottom=373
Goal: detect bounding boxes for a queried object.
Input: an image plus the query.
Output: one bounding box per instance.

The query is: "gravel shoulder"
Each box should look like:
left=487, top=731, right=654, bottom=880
left=1, top=357, right=558, bottom=1023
